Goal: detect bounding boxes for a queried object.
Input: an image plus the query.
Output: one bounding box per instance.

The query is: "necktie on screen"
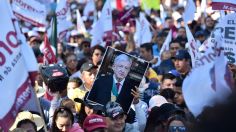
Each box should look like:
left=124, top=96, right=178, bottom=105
left=116, top=82, right=121, bottom=92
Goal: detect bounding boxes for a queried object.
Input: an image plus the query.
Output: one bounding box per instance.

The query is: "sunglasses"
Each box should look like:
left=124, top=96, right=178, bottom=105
left=169, top=126, right=186, bottom=132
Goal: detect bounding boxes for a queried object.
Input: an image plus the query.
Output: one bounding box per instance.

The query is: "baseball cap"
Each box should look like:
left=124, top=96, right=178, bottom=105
left=74, top=94, right=105, bottom=112
left=149, top=95, right=168, bottom=110
left=195, top=30, right=205, bottom=38
left=174, top=50, right=191, bottom=60
left=80, top=62, right=98, bottom=73
left=83, top=114, right=107, bottom=132
left=105, top=101, right=125, bottom=119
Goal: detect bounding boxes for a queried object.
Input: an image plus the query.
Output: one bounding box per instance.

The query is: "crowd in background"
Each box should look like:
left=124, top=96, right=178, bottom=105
left=8, top=0, right=236, bottom=132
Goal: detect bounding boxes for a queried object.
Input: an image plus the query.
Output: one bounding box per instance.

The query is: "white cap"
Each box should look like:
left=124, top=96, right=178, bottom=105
left=70, top=30, right=79, bottom=36
left=149, top=95, right=168, bottom=110
left=33, top=27, right=46, bottom=32
left=38, top=27, right=46, bottom=32
left=28, top=30, right=39, bottom=38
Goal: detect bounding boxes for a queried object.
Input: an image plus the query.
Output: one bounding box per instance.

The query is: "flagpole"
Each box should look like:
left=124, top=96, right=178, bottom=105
left=50, top=0, right=57, bottom=58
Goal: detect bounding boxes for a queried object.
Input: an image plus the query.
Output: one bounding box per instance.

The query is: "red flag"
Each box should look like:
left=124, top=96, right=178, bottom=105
left=116, top=0, right=123, bottom=11
left=42, top=34, right=57, bottom=64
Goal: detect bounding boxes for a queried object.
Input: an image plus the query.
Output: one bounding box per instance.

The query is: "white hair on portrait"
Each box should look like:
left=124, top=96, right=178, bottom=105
left=113, top=54, right=132, bottom=65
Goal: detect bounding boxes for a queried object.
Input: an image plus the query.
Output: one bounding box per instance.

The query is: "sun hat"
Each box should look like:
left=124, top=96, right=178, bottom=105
left=10, top=111, right=44, bottom=131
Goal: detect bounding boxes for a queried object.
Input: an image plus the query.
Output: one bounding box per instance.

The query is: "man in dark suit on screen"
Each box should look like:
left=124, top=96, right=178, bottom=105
left=87, top=54, right=139, bottom=112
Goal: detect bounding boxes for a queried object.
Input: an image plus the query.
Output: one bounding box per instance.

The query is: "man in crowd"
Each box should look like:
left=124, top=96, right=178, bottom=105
left=79, top=63, right=98, bottom=93
left=140, top=43, right=159, bottom=67
left=169, top=40, right=183, bottom=58
left=160, top=73, right=177, bottom=91
left=173, top=50, right=191, bottom=80
left=105, top=101, right=146, bottom=132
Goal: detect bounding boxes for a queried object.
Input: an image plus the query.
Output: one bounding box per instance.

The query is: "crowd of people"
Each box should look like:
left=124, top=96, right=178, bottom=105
left=8, top=0, right=236, bottom=132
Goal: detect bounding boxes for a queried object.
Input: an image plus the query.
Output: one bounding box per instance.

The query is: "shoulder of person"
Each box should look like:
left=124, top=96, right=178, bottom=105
left=68, top=123, right=84, bottom=132
left=124, top=123, right=140, bottom=132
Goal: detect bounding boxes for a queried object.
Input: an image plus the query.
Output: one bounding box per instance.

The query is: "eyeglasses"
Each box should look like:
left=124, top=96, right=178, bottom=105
left=169, top=126, right=186, bottom=132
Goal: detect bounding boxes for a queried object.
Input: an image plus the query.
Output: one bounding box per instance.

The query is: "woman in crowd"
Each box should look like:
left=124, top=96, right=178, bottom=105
left=166, top=115, right=187, bottom=132
left=144, top=106, right=166, bottom=132
left=51, top=107, right=83, bottom=132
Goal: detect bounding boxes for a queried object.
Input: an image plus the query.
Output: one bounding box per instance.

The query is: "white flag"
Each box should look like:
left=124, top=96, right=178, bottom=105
left=11, top=0, right=47, bottom=27
left=0, top=1, right=43, bottom=130
left=212, top=0, right=236, bottom=11
left=83, top=0, right=96, bottom=16
left=136, top=12, right=152, bottom=46
left=183, top=28, right=235, bottom=117
left=185, top=24, right=200, bottom=67
left=159, top=29, right=172, bottom=55
left=56, top=0, right=73, bottom=39
left=183, top=0, right=196, bottom=23
left=91, top=0, right=112, bottom=46
left=76, top=10, right=87, bottom=34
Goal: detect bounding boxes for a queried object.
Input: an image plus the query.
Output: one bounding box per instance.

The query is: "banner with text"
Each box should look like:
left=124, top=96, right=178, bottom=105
left=56, top=0, right=73, bottom=39
left=0, top=1, right=40, bottom=131
left=212, top=0, right=236, bottom=11
left=11, top=0, right=47, bottom=27
left=212, top=13, right=236, bottom=64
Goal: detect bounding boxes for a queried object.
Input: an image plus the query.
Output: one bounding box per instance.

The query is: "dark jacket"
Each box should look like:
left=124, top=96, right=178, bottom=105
left=87, top=74, right=139, bottom=112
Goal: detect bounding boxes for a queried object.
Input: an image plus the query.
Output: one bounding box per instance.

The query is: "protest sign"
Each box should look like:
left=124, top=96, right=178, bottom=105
left=0, top=1, right=44, bottom=131
left=211, top=13, right=236, bottom=64
left=87, top=47, right=149, bottom=112
left=212, top=0, right=236, bottom=11
left=11, top=0, right=47, bottom=27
